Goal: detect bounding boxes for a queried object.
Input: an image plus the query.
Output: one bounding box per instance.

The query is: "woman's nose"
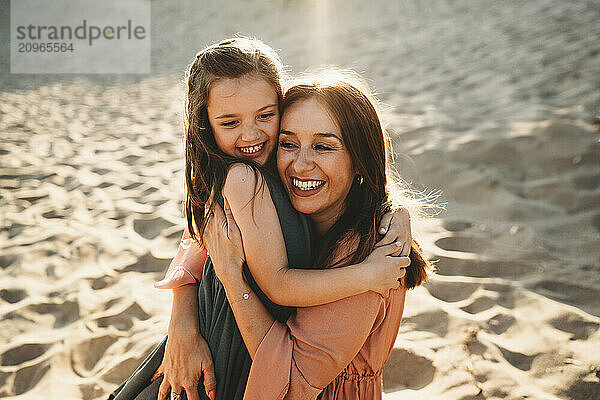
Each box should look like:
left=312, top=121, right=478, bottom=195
left=292, top=148, right=314, bottom=172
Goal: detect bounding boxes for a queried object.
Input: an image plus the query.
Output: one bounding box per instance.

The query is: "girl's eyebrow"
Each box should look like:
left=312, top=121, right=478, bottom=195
left=215, top=104, right=277, bottom=120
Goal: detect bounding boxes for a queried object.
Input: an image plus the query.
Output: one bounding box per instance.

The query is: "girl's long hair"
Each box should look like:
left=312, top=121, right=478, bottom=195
left=282, top=73, right=434, bottom=289
left=184, top=37, right=284, bottom=244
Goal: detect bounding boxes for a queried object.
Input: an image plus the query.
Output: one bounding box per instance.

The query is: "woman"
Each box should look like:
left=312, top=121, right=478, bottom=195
left=108, top=39, right=412, bottom=400
left=203, top=74, right=432, bottom=398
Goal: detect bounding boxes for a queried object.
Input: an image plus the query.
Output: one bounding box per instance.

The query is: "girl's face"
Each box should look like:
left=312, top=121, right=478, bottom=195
left=277, top=98, right=355, bottom=233
left=207, top=75, right=279, bottom=166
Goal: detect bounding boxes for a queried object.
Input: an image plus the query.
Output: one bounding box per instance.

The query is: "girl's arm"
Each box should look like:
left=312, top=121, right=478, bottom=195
left=222, top=164, right=410, bottom=307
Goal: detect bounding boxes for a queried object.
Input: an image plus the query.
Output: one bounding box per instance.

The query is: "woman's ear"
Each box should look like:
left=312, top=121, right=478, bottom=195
left=355, top=173, right=364, bottom=185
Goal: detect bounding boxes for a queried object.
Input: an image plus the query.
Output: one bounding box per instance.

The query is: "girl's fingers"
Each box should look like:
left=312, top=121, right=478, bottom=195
left=378, top=212, right=393, bottom=235
left=379, top=241, right=404, bottom=256
left=401, top=241, right=411, bottom=257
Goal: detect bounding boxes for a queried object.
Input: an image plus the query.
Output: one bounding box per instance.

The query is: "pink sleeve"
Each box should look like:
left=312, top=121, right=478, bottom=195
left=244, top=291, right=386, bottom=400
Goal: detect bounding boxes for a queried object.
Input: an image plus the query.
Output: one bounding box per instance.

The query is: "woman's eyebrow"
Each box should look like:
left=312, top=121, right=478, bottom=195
left=315, top=132, right=342, bottom=142
left=279, top=129, right=295, bottom=136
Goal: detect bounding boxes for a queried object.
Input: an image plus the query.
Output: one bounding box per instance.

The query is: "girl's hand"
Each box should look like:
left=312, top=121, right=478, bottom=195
left=153, top=324, right=216, bottom=400
left=376, top=206, right=412, bottom=256
left=364, top=242, right=411, bottom=297
left=203, top=198, right=245, bottom=286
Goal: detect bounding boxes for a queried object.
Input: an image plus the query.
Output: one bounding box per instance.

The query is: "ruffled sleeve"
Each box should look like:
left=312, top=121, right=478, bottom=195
left=244, top=291, right=386, bottom=400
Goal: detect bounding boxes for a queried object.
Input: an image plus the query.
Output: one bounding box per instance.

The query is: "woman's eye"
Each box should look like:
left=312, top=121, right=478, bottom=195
left=279, top=141, right=297, bottom=149
left=258, top=112, right=275, bottom=120
left=315, top=144, right=334, bottom=151
left=221, top=120, right=238, bottom=127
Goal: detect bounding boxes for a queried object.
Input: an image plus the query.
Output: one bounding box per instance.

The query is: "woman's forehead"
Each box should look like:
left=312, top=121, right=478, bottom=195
left=281, top=98, right=339, bottom=135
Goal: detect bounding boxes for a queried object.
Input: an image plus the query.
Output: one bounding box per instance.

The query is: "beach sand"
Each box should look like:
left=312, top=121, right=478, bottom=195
left=1, top=0, right=599, bottom=398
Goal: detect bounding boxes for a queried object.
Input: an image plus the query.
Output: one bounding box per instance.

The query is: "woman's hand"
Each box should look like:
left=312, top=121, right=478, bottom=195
left=153, top=322, right=216, bottom=400
left=376, top=206, right=412, bottom=256
left=203, top=198, right=245, bottom=286
left=363, top=242, right=411, bottom=297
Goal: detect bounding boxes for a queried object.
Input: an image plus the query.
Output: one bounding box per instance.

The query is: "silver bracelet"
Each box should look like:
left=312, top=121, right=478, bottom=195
left=230, top=292, right=250, bottom=305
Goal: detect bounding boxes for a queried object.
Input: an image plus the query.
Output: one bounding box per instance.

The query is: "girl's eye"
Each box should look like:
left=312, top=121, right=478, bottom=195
left=279, top=141, right=297, bottom=149
left=221, top=120, right=239, bottom=127
left=258, top=112, right=275, bottom=120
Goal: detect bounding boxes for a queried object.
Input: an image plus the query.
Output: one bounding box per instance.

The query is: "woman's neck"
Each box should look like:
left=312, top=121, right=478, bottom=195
left=311, top=203, right=346, bottom=236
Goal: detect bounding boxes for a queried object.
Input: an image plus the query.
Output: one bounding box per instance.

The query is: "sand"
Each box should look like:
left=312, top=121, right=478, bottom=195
left=1, top=0, right=599, bottom=398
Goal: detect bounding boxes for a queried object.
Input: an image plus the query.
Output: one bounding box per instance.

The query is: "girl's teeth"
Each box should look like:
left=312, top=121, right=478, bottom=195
left=292, top=178, right=324, bottom=191
left=239, top=143, right=264, bottom=154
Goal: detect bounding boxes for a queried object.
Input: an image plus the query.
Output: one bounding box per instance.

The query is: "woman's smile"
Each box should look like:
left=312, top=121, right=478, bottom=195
left=290, top=177, right=326, bottom=197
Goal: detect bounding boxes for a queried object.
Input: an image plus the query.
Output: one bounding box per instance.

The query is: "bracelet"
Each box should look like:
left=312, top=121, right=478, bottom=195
left=230, top=292, right=250, bottom=305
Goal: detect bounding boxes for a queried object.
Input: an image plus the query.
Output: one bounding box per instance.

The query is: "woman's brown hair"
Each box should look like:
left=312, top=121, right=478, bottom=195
left=184, top=37, right=284, bottom=244
left=282, top=73, right=434, bottom=289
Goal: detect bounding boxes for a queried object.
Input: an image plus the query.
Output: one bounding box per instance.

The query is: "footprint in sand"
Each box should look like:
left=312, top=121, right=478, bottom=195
left=1, top=343, right=51, bottom=366
left=70, top=334, right=119, bottom=375
left=435, top=236, right=488, bottom=253
left=425, top=280, right=480, bottom=303
left=549, top=313, right=599, bottom=341
left=571, top=172, right=600, bottom=191
left=436, top=256, right=534, bottom=279
left=442, top=219, right=473, bottom=232
left=486, top=313, right=516, bottom=335
left=94, top=302, right=151, bottom=331
left=531, top=280, right=600, bottom=314
left=383, top=348, right=436, bottom=391
left=0, top=254, right=21, bottom=269
left=27, top=299, right=80, bottom=328
left=115, top=251, right=169, bottom=273
left=460, top=295, right=497, bottom=314
left=0, top=288, right=27, bottom=304
left=86, top=275, right=117, bottom=290
left=10, top=360, right=51, bottom=395
left=497, top=345, right=537, bottom=371
left=133, top=216, right=175, bottom=240
left=401, top=309, right=449, bottom=337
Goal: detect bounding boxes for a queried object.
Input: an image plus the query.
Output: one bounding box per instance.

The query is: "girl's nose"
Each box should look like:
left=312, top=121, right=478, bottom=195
left=241, top=123, right=261, bottom=142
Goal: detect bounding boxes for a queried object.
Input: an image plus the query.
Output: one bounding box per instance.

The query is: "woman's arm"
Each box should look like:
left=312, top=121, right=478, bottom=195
left=204, top=203, right=403, bottom=398
left=152, top=284, right=217, bottom=400
left=222, top=164, right=410, bottom=306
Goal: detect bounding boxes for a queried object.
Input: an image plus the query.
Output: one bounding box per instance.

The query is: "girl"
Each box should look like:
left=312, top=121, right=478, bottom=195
left=109, top=38, right=411, bottom=400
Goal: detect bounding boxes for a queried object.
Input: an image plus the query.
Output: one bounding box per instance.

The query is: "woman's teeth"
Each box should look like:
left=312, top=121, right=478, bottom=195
left=239, top=143, right=265, bottom=154
left=292, top=178, right=325, bottom=191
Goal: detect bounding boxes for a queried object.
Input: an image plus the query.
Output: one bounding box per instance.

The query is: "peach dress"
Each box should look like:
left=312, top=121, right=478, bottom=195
left=244, top=286, right=406, bottom=399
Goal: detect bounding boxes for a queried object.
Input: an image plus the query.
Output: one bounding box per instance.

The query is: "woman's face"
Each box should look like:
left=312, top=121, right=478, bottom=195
left=277, top=98, right=355, bottom=233
left=207, top=75, right=279, bottom=166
